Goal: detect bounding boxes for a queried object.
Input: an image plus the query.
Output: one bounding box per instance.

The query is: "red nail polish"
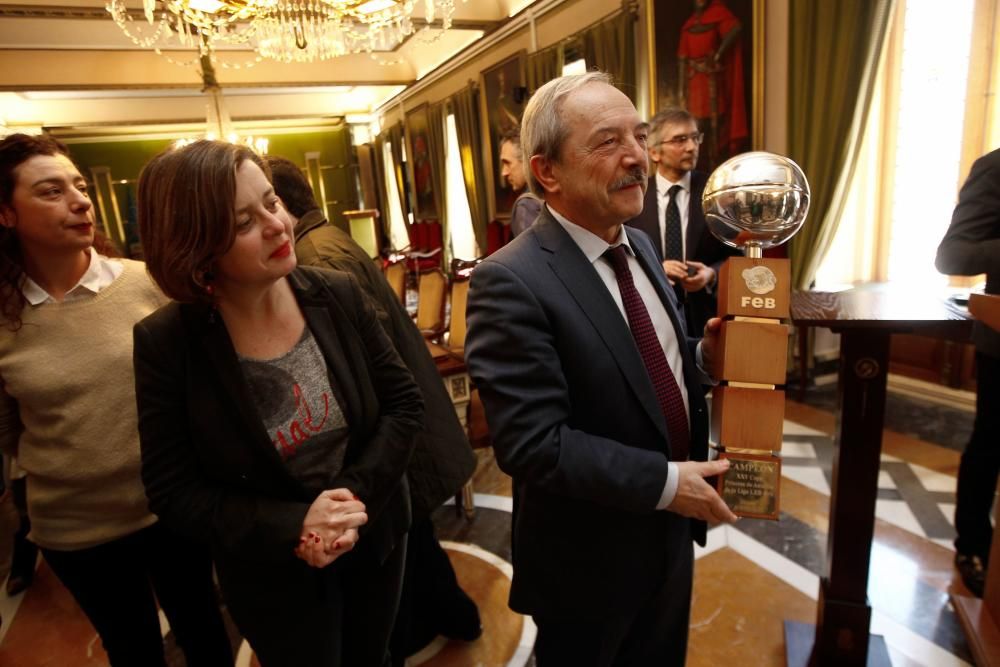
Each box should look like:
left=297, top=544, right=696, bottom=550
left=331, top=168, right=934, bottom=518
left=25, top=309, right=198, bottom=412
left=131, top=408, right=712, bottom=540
left=352, top=494, right=359, bottom=500
left=333, top=542, right=341, bottom=550
left=314, top=535, right=321, bottom=543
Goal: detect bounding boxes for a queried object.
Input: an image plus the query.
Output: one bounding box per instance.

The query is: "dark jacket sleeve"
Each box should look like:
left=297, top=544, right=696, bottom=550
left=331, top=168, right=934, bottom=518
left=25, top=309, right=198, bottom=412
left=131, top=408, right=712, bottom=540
left=134, top=312, right=309, bottom=561
left=325, top=273, right=424, bottom=523
left=936, top=151, right=1000, bottom=276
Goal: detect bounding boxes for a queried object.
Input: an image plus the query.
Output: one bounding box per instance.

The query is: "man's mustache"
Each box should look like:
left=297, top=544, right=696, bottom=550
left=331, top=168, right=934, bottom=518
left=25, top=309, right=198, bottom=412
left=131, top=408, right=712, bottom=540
left=610, top=167, right=647, bottom=191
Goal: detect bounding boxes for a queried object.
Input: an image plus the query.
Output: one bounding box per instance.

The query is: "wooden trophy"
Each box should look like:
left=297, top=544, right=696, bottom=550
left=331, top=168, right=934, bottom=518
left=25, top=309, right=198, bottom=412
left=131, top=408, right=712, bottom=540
left=701, top=152, right=810, bottom=520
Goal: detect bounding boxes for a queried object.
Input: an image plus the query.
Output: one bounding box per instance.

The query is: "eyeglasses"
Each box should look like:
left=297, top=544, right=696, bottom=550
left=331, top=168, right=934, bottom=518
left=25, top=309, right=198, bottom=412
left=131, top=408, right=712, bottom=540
left=658, top=132, right=704, bottom=147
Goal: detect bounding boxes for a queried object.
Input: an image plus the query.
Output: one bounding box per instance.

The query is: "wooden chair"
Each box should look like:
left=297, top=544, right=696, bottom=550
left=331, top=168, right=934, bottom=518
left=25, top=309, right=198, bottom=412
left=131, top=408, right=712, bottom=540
left=343, top=209, right=381, bottom=259
left=445, top=258, right=487, bottom=519
left=383, top=258, right=406, bottom=305
left=404, top=220, right=443, bottom=274
left=445, top=257, right=480, bottom=353
left=486, top=218, right=513, bottom=256
left=415, top=267, right=447, bottom=341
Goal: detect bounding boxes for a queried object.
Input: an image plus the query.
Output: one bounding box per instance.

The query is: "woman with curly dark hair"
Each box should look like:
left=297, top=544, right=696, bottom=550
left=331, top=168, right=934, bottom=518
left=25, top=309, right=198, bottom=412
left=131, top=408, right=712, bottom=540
left=0, top=133, right=232, bottom=666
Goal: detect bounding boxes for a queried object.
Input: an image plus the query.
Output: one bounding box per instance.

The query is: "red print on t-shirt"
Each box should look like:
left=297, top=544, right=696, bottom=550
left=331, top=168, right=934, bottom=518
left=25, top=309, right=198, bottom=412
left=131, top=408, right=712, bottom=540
left=274, top=383, right=330, bottom=459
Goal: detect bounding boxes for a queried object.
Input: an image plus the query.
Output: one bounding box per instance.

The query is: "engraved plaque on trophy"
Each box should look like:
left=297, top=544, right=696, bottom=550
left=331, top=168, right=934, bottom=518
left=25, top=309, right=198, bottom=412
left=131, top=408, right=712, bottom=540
left=702, top=151, right=810, bottom=520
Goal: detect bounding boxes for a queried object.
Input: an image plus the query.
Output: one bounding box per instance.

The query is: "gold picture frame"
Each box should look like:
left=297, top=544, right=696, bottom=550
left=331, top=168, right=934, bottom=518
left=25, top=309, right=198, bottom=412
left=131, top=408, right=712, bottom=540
left=479, top=50, right=528, bottom=221
left=404, top=102, right=438, bottom=222
left=645, top=0, right=764, bottom=173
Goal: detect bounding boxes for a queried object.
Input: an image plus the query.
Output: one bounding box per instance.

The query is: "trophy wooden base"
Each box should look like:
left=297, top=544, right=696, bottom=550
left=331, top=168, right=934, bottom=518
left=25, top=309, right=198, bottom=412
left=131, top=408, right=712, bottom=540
left=714, top=318, right=789, bottom=385
left=712, top=385, right=785, bottom=452
left=716, top=450, right=781, bottom=520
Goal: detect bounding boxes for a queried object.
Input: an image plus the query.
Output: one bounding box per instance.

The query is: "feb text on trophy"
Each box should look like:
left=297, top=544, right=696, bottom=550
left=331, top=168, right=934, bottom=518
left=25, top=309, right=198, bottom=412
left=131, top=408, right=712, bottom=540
left=702, top=151, right=810, bottom=520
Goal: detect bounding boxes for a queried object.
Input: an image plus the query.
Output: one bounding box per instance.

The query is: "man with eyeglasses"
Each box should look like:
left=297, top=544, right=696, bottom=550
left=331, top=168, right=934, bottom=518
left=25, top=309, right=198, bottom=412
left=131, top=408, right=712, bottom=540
left=627, top=107, right=741, bottom=336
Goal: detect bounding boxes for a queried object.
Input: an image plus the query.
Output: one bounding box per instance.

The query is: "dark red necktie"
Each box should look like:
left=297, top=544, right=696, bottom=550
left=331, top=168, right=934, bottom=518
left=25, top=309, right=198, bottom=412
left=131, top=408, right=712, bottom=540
left=604, top=245, right=690, bottom=461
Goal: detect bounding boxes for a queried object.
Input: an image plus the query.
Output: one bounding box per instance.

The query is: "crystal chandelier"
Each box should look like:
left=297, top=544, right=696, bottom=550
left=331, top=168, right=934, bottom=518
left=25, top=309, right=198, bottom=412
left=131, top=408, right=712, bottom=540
left=106, top=0, right=259, bottom=60
left=106, top=0, right=460, bottom=64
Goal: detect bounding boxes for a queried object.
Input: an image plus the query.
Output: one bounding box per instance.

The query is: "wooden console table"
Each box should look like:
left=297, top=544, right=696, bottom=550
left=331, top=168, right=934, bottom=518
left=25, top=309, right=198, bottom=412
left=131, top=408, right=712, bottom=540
left=786, top=285, right=972, bottom=666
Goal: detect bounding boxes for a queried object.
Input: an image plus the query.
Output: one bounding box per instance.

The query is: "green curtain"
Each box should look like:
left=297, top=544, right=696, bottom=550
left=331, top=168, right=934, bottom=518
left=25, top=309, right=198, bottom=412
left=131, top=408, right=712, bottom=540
left=787, top=0, right=894, bottom=290
left=450, top=84, right=489, bottom=253
left=426, top=101, right=449, bottom=261
left=387, top=122, right=409, bottom=230
left=527, top=44, right=563, bottom=94
left=582, top=11, right=637, bottom=103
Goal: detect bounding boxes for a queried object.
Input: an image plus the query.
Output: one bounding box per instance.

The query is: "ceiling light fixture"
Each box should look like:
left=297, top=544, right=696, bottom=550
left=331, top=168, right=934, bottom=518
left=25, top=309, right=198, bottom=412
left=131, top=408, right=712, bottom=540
left=174, top=55, right=268, bottom=155
left=106, top=0, right=461, bottom=65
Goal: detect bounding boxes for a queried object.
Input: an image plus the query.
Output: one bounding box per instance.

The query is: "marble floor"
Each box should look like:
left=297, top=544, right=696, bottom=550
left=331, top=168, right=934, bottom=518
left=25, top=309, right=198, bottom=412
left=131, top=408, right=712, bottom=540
left=0, top=384, right=991, bottom=667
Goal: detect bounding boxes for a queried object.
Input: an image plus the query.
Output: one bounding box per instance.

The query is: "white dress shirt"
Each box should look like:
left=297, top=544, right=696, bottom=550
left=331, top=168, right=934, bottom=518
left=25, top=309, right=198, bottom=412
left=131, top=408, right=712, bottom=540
left=655, top=170, right=692, bottom=261
left=23, top=249, right=123, bottom=305
left=548, top=206, right=689, bottom=509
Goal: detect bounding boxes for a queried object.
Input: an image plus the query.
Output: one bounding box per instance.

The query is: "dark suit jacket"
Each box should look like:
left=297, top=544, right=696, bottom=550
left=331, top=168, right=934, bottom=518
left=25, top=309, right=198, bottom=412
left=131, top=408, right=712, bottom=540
left=465, top=208, right=709, bottom=620
left=294, top=210, right=475, bottom=518
left=626, top=171, right=742, bottom=335
left=936, top=148, right=1000, bottom=358
left=133, top=267, right=423, bottom=609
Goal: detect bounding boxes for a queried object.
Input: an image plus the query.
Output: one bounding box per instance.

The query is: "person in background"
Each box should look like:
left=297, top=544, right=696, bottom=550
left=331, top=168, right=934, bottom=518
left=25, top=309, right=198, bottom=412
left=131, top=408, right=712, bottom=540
left=499, top=128, right=542, bottom=238
left=0, top=133, right=232, bottom=666
left=935, top=146, right=1000, bottom=598
left=465, top=72, right=736, bottom=667
left=134, top=140, right=423, bottom=666
left=266, top=155, right=482, bottom=659
left=626, top=107, right=741, bottom=336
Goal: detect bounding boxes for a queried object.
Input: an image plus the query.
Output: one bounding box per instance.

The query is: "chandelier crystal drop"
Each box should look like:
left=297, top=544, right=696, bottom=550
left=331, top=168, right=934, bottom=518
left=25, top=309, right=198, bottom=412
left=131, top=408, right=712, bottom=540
left=106, top=0, right=459, bottom=63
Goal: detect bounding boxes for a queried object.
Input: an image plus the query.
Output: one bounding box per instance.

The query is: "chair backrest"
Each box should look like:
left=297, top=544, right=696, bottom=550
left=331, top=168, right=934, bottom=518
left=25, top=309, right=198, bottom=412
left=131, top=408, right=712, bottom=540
left=486, top=219, right=513, bottom=255
left=415, top=268, right=447, bottom=332
left=447, top=277, right=471, bottom=350
left=343, top=209, right=380, bottom=259
left=446, top=257, right=480, bottom=349
left=425, top=220, right=443, bottom=253
left=383, top=260, right=406, bottom=305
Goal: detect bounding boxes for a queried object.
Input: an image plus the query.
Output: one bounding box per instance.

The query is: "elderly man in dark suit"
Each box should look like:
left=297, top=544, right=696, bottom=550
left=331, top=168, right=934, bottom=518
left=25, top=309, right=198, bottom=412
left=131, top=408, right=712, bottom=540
left=936, top=147, right=1000, bottom=598
left=465, top=72, right=737, bottom=667
left=627, top=107, right=741, bottom=336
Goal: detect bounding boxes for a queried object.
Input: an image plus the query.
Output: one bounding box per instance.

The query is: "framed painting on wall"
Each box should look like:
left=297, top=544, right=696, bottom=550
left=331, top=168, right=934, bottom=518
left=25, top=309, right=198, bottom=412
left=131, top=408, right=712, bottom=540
left=405, top=103, right=438, bottom=221
left=479, top=50, right=528, bottom=220
left=646, top=0, right=763, bottom=174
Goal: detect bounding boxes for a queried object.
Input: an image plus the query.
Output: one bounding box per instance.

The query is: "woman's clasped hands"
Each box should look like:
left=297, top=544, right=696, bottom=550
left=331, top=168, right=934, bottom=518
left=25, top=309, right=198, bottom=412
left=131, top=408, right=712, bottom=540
left=295, top=488, right=367, bottom=568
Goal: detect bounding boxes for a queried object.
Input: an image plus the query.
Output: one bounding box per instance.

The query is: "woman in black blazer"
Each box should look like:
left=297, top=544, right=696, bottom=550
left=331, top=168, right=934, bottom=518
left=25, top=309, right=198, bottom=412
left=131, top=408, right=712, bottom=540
left=133, top=140, right=423, bottom=667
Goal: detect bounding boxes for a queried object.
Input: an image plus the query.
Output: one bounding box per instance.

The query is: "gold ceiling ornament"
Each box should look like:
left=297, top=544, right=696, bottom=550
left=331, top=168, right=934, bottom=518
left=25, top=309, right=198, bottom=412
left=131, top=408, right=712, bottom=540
left=106, top=0, right=461, bottom=64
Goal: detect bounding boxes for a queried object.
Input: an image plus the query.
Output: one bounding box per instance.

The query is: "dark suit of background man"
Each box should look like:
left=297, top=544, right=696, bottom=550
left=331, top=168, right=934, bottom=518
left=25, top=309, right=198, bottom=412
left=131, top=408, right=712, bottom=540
left=465, top=72, right=737, bottom=667
left=627, top=107, right=741, bottom=336
left=935, top=146, right=1000, bottom=598
left=265, top=157, right=483, bottom=661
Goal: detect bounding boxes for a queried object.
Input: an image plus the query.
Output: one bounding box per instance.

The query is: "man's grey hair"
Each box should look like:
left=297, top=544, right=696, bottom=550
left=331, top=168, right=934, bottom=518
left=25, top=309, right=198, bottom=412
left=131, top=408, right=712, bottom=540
left=520, top=71, right=614, bottom=197
left=648, top=107, right=697, bottom=144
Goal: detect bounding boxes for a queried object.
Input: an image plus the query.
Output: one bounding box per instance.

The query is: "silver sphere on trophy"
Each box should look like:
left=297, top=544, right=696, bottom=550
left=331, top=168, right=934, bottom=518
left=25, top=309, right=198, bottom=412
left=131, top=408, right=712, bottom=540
left=702, top=151, right=810, bottom=259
